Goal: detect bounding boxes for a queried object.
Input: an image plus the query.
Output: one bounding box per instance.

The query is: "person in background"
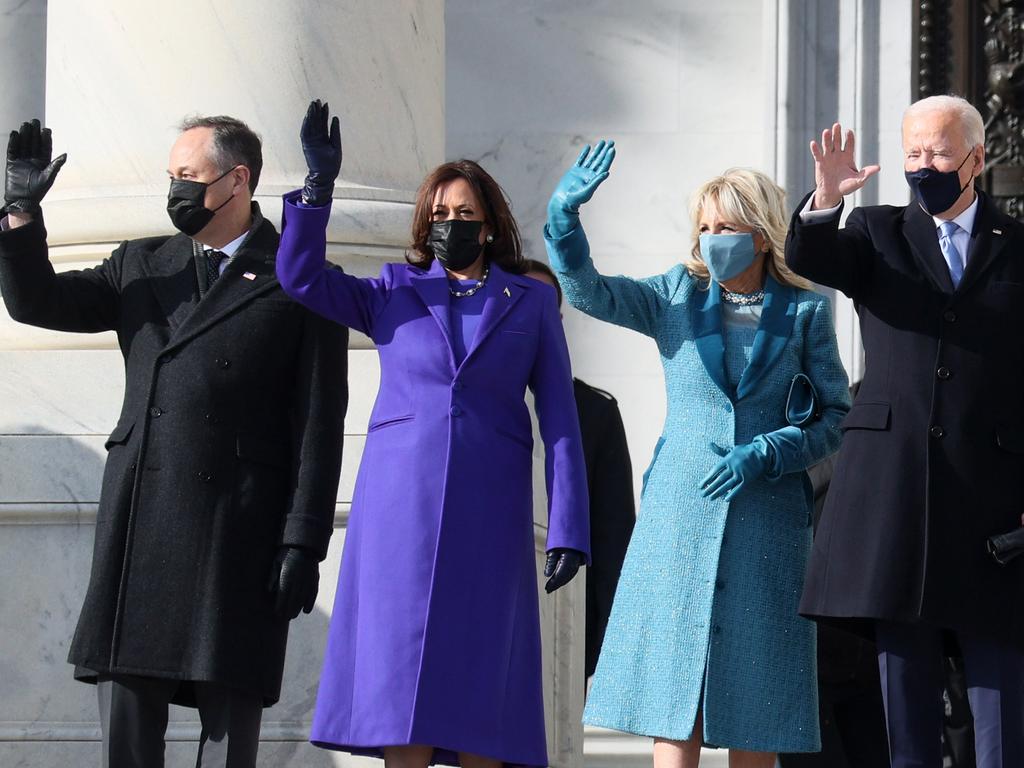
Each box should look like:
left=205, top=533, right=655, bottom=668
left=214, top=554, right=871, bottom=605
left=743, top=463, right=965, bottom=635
left=524, top=257, right=636, bottom=684
left=274, top=100, right=590, bottom=768
left=545, top=143, right=850, bottom=768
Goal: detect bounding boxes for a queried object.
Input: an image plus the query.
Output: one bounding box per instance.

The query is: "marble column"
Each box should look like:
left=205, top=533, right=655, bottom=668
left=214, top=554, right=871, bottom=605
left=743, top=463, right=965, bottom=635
left=0, top=0, right=47, bottom=130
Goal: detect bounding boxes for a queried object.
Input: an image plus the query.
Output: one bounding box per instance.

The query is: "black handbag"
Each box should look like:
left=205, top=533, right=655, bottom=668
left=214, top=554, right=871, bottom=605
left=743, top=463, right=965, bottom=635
left=987, top=526, right=1024, bottom=565
left=786, top=373, right=820, bottom=427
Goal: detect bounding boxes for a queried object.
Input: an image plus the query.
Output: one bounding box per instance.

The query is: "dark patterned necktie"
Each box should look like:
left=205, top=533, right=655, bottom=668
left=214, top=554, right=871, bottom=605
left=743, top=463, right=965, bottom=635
left=205, top=250, right=227, bottom=288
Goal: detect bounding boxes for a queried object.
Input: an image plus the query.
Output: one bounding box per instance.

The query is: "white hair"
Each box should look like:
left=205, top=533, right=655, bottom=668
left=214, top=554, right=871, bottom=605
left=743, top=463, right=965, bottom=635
left=903, top=95, right=985, bottom=148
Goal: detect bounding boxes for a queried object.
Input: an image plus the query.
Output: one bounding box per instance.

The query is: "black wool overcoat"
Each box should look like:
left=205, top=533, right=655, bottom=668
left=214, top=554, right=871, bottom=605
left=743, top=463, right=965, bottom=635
left=0, top=206, right=348, bottom=704
left=786, top=190, right=1024, bottom=646
left=573, top=378, right=635, bottom=678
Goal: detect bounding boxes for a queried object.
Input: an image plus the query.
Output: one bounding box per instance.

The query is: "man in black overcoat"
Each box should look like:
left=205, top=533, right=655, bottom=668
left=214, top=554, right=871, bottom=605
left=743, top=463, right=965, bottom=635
left=0, top=117, right=348, bottom=767
left=785, top=95, right=1024, bottom=767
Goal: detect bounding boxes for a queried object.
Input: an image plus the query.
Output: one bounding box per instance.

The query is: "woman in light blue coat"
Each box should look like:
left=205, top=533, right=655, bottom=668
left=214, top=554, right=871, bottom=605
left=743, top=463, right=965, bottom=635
left=544, top=144, right=851, bottom=768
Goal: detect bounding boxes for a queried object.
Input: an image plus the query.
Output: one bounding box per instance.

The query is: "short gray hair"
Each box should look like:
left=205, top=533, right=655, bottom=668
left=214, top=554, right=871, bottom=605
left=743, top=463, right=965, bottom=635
left=178, top=115, right=263, bottom=194
left=903, top=95, right=985, bottom=148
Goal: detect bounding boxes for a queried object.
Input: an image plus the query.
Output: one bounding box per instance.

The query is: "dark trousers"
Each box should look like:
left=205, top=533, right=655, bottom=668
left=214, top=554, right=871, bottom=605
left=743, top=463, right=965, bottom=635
left=97, top=674, right=263, bottom=768
left=876, top=621, right=1024, bottom=768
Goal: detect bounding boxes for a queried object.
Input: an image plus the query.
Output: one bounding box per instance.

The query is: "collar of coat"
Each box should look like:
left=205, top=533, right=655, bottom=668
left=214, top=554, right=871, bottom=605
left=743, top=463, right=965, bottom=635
left=691, top=271, right=797, bottom=401
left=409, top=257, right=535, bottom=373
left=902, top=189, right=1010, bottom=296
left=141, top=202, right=282, bottom=351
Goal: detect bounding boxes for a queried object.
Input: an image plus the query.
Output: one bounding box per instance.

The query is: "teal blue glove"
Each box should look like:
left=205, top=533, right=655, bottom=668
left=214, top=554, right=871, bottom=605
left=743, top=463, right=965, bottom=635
left=700, top=439, right=774, bottom=501
left=546, top=139, right=616, bottom=239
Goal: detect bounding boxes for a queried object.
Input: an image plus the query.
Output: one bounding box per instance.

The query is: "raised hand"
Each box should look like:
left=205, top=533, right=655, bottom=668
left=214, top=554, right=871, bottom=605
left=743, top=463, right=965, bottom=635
left=546, top=139, right=616, bottom=238
left=544, top=548, right=584, bottom=593
left=5, top=119, right=67, bottom=214
left=300, top=99, right=342, bottom=206
left=810, top=123, right=880, bottom=209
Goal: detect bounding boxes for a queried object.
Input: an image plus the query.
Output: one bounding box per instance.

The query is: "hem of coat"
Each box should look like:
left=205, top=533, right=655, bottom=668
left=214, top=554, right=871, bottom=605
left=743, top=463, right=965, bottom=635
left=582, top=714, right=821, bottom=754
left=71, top=661, right=278, bottom=707
left=309, top=739, right=546, bottom=768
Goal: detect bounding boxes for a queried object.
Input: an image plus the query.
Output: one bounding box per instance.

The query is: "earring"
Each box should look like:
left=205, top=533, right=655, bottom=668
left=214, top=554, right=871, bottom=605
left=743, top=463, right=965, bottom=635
left=486, top=234, right=494, bottom=243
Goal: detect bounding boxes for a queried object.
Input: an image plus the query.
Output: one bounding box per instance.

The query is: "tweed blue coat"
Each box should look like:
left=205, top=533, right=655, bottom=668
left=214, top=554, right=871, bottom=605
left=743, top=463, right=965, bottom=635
left=546, top=225, right=850, bottom=752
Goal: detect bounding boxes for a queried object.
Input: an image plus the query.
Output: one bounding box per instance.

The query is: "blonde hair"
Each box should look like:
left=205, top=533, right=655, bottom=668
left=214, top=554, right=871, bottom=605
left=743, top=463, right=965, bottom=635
left=685, top=167, right=811, bottom=290
left=903, top=95, right=985, bottom=148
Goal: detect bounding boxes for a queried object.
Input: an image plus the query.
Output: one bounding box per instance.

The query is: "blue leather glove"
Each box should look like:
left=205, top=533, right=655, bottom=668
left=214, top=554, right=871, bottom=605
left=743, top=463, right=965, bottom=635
left=544, top=548, right=585, bottom=593
left=300, top=99, right=342, bottom=206
left=700, top=439, right=773, bottom=501
left=545, top=139, right=616, bottom=239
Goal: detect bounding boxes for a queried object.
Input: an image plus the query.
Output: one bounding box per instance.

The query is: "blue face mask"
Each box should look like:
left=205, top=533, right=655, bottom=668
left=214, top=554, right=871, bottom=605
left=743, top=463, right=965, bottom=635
left=699, top=232, right=758, bottom=283
left=904, top=151, right=974, bottom=216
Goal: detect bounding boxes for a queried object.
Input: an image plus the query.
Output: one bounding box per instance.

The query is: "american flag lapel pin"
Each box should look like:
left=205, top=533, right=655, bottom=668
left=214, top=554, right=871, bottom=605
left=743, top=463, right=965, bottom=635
left=993, top=228, right=1003, bottom=235
left=242, top=271, right=257, bottom=281
left=503, top=286, right=511, bottom=298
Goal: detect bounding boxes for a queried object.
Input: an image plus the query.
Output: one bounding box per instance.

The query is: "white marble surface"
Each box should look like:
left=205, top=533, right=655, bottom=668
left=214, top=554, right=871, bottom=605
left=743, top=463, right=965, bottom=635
left=0, top=0, right=47, bottom=131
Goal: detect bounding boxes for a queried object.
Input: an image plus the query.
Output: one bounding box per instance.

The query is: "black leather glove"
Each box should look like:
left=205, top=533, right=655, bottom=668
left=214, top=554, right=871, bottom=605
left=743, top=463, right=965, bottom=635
left=300, top=99, right=342, bottom=206
left=987, top=526, right=1024, bottom=566
left=544, top=548, right=584, bottom=594
left=5, top=120, right=67, bottom=214
left=267, top=545, right=320, bottom=620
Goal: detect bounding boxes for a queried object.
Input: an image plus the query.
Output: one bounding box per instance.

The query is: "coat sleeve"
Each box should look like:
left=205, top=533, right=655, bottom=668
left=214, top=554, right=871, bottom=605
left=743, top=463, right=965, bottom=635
left=277, top=190, right=391, bottom=337
left=529, top=289, right=591, bottom=562
left=282, top=306, right=349, bottom=559
left=544, top=222, right=680, bottom=338
left=0, top=217, right=122, bottom=332
left=784, top=191, right=876, bottom=301
left=760, top=296, right=851, bottom=478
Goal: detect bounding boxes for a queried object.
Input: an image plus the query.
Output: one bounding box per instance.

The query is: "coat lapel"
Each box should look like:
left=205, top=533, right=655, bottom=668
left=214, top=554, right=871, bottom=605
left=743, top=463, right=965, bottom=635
left=959, top=192, right=1010, bottom=295
left=164, top=219, right=280, bottom=352
left=690, top=281, right=730, bottom=397
left=139, top=234, right=200, bottom=332
left=902, top=202, right=955, bottom=293
left=736, top=274, right=797, bottom=399
left=409, top=259, right=456, bottom=368
left=461, top=264, right=526, bottom=366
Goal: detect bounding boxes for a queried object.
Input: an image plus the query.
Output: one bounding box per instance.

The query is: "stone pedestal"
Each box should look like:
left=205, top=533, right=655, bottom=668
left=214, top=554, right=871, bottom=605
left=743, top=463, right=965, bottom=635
left=0, top=2, right=583, bottom=767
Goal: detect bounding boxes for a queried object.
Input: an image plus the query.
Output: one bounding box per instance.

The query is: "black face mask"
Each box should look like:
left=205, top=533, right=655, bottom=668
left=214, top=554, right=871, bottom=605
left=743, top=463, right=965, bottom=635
left=904, top=151, right=974, bottom=216
left=428, top=219, right=485, bottom=271
left=166, top=167, right=237, bottom=237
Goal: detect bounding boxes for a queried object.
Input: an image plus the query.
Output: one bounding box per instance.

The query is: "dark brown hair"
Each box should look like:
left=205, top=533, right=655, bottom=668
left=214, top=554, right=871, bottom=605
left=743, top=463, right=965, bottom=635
left=407, top=160, right=525, bottom=273
left=523, top=258, right=563, bottom=308
left=178, top=115, right=263, bottom=194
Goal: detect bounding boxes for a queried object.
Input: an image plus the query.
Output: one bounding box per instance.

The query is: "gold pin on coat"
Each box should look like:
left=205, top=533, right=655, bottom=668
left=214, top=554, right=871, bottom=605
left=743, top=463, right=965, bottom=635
left=503, top=286, right=511, bottom=298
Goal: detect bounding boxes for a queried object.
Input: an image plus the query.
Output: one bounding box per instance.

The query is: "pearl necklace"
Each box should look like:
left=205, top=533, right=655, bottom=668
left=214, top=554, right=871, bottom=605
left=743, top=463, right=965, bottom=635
left=721, top=286, right=765, bottom=305
left=449, top=263, right=490, bottom=298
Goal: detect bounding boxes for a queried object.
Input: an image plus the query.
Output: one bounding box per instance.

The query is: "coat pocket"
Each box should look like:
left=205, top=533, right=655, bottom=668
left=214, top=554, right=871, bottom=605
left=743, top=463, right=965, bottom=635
left=367, top=414, right=415, bottom=433
left=995, top=424, right=1024, bottom=454
left=104, top=420, right=135, bottom=451
left=840, top=402, right=891, bottom=431
left=236, top=434, right=289, bottom=469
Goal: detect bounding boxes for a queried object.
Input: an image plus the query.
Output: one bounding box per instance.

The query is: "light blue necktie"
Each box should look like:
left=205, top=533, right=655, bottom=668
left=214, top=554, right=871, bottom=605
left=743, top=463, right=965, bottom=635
left=938, top=220, right=964, bottom=288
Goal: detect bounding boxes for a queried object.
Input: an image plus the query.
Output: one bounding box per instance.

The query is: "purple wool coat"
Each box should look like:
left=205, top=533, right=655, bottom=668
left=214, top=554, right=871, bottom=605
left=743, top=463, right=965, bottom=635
left=276, top=192, right=590, bottom=767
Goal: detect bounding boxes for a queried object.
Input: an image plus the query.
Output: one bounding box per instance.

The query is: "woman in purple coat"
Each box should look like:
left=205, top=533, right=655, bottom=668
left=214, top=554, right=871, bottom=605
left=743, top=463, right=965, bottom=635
left=276, top=101, right=590, bottom=768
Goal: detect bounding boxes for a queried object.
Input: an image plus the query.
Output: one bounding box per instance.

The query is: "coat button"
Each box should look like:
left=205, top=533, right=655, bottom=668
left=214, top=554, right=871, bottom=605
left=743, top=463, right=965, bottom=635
left=936, top=366, right=951, bottom=380
left=929, top=425, right=945, bottom=439
left=452, top=381, right=464, bottom=392
left=216, top=358, right=231, bottom=369
left=198, top=471, right=212, bottom=483
left=159, top=352, right=174, bottom=364
left=713, top=625, right=722, bottom=635
left=150, top=406, right=163, bottom=417
left=204, top=413, right=217, bottom=424
left=129, top=463, right=137, bottom=472
left=943, top=309, right=957, bottom=323
left=450, top=405, right=462, bottom=417
left=716, top=579, right=725, bottom=591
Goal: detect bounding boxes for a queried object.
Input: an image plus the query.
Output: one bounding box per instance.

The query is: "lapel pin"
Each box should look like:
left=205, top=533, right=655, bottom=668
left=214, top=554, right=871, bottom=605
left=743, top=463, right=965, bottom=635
left=242, top=271, right=257, bottom=281
left=503, top=286, right=511, bottom=298
left=993, top=228, right=1003, bottom=235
